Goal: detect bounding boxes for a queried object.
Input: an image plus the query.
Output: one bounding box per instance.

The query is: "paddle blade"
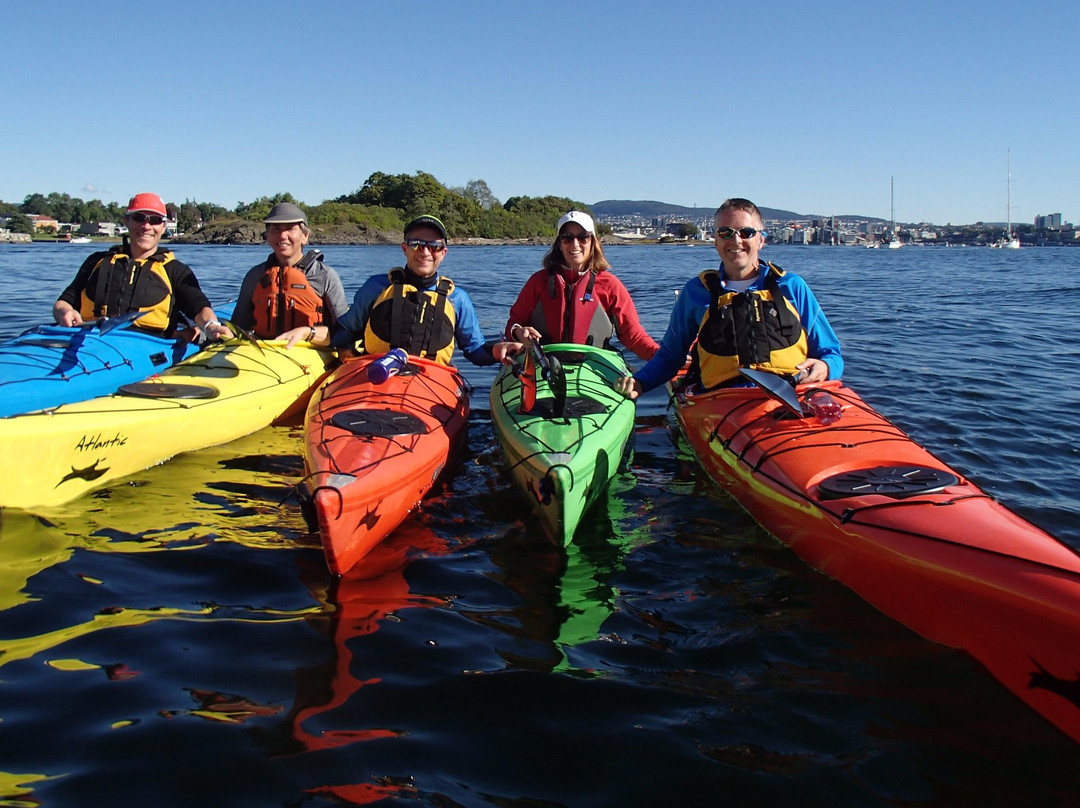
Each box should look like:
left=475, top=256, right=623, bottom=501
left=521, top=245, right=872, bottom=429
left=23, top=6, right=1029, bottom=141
left=519, top=351, right=537, bottom=413
left=223, top=320, right=264, bottom=353
left=738, top=367, right=803, bottom=416
left=96, top=310, right=149, bottom=335
left=545, top=354, right=567, bottom=417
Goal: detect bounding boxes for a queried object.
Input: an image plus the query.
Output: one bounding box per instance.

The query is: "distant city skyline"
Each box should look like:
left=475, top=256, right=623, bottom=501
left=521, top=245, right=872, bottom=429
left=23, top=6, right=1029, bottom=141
left=3, top=1, right=1077, bottom=226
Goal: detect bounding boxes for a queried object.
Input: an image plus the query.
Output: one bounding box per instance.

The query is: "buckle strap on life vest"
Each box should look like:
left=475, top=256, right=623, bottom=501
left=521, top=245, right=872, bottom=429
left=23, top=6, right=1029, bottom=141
left=388, top=269, right=452, bottom=357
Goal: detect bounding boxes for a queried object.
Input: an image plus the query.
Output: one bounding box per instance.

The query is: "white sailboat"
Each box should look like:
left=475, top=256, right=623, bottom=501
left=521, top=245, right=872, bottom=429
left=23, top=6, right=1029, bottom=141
left=1001, top=149, right=1021, bottom=249
left=887, top=177, right=902, bottom=248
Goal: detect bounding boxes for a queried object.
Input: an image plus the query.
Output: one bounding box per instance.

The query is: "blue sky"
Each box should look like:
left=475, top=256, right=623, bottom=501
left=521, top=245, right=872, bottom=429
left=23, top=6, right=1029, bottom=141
left=3, top=0, right=1076, bottom=225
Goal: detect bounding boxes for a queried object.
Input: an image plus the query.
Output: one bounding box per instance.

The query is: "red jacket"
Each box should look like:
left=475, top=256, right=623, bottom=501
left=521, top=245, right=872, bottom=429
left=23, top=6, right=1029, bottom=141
left=505, top=267, right=658, bottom=360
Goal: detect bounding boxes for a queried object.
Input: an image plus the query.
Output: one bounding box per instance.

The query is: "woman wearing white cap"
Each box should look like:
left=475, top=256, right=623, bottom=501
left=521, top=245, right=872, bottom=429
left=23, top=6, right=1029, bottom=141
left=503, top=210, right=658, bottom=360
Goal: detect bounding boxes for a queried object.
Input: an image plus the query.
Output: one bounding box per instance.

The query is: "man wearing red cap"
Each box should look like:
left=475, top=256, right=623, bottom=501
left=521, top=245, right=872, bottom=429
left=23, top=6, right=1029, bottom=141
left=53, top=192, right=230, bottom=341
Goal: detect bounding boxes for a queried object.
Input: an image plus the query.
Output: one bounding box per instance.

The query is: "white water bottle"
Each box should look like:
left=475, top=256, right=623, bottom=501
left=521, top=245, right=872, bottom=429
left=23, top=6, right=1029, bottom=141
left=368, top=348, right=408, bottom=384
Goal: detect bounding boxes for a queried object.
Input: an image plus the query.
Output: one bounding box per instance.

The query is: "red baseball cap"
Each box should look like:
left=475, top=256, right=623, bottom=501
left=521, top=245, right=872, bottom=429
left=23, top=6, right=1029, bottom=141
left=126, top=192, right=167, bottom=217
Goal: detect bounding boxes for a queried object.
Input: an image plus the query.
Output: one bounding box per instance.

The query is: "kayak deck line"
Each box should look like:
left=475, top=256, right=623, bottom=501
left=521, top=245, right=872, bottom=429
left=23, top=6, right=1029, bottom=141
left=693, top=383, right=1080, bottom=575
left=0, top=304, right=236, bottom=420
left=308, top=372, right=462, bottom=478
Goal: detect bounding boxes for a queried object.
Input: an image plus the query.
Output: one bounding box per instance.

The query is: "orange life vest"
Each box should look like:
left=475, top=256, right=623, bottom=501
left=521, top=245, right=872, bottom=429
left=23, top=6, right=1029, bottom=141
left=250, top=251, right=328, bottom=338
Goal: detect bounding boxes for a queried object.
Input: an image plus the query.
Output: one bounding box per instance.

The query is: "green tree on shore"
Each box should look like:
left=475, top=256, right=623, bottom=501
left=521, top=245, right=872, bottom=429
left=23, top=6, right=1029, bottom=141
left=2, top=171, right=600, bottom=241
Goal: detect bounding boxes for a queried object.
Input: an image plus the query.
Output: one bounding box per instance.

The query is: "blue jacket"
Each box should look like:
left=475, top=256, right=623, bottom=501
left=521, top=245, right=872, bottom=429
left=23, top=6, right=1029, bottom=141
left=331, top=271, right=495, bottom=366
left=634, top=264, right=844, bottom=392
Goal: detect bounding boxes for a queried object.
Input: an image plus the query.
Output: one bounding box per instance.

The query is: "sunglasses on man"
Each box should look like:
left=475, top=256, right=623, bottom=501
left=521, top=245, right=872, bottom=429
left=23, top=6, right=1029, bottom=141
left=128, top=213, right=166, bottom=225
left=715, top=227, right=763, bottom=240
left=405, top=238, right=447, bottom=252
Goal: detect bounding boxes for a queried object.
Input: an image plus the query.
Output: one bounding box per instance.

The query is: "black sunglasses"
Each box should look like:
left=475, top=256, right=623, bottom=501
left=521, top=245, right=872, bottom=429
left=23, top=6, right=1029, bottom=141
left=559, top=232, right=592, bottom=244
left=405, top=238, right=447, bottom=252
left=128, top=213, right=165, bottom=225
left=715, top=226, right=762, bottom=240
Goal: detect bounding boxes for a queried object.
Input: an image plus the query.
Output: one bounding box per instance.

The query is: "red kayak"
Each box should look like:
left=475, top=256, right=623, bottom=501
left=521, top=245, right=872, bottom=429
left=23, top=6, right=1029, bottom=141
left=673, top=376, right=1080, bottom=744
left=300, top=354, right=469, bottom=575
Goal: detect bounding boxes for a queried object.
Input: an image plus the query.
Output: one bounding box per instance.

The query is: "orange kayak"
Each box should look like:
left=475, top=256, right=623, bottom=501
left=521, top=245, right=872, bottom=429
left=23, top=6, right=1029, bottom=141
left=673, top=377, right=1080, bottom=744
left=300, top=354, right=469, bottom=576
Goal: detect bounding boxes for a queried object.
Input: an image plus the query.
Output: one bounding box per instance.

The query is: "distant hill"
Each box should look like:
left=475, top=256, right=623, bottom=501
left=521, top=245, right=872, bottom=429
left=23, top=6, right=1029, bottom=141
left=592, top=199, right=813, bottom=221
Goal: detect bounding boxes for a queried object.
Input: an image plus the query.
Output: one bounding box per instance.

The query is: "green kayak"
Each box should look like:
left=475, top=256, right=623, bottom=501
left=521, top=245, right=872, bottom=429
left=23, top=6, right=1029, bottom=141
left=489, top=343, right=636, bottom=544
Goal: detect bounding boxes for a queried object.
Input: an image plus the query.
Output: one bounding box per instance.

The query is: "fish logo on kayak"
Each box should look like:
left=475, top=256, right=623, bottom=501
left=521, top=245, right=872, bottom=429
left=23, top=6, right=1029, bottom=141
left=356, top=506, right=381, bottom=532
left=1028, top=658, right=1080, bottom=709
left=56, top=459, right=109, bottom=487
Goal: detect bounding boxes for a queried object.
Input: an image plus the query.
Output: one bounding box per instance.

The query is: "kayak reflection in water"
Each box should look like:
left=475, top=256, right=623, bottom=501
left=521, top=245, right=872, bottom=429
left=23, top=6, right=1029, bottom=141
left=614, top=197, right=843, bottom=399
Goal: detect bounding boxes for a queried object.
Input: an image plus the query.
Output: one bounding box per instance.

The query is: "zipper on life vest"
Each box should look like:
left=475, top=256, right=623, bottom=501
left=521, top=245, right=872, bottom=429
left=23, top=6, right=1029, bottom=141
left=562, top=279, right=575, bottom=342
left=276, top=266, right=288, bottom=334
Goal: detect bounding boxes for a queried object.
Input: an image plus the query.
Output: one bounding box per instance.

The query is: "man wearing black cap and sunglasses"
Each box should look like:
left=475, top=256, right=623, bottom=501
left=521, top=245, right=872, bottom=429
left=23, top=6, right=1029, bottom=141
left=327, top=214, right=512, bottom=365
left=232, top=202, right=348, bottom=346
left=53, top=192, right=230, bottom=341
left=616, top=197, right=843, bottom=398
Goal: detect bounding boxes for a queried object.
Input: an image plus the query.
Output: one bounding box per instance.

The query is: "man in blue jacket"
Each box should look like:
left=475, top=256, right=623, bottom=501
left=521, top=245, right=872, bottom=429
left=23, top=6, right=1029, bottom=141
left=616, top=197, right=842, bottom=398
left=330, top=215, right=510, bottom=365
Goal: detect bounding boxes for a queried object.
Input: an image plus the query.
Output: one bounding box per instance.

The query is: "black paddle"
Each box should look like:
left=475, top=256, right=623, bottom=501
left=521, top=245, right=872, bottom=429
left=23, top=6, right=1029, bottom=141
left=517, top=339, right=567, bottom=416
left=222, top=320, right=264, bottom=353
left=739, top=367, right=803, bottom=417
left=528, top=340, right=566, bottom=417
left=96, top=310, right=149, bottom=335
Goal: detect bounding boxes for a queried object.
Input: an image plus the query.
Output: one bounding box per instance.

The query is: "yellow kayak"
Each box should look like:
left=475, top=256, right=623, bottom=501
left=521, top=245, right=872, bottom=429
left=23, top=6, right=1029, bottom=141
left=0, top=339, right=333, bottom=510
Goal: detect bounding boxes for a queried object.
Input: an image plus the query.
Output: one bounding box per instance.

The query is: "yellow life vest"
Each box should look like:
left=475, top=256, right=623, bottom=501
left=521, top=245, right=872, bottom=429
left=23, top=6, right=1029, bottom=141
left=692, top=263, right=808, bottom=389
left=79, top=248, right=176, bottom=334
left=363, top=269, right=457, bottom=365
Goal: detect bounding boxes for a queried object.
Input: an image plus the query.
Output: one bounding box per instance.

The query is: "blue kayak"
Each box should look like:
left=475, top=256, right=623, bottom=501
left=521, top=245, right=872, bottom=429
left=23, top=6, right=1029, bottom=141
left=0, top=302, right=236, bottom=419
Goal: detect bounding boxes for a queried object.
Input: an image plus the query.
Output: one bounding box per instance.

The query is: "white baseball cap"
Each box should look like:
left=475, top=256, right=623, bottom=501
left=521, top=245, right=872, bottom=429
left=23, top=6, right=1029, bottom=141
left=556, top=210, right=595, bottom=234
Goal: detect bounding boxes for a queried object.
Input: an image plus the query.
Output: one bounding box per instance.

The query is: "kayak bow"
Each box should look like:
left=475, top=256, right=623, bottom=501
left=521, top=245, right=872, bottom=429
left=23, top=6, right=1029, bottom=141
left=490, top=344, right=636, bottom=544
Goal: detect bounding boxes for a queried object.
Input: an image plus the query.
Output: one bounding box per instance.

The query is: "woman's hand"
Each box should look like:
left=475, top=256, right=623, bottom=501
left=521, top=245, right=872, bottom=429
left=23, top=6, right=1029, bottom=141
left=492, top=341, right=525, bottom=364
left=614, top=376, right=642, bottom=400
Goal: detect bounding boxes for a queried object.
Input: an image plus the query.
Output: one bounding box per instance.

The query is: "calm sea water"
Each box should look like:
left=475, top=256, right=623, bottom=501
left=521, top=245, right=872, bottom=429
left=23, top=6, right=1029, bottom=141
left=0, top=242, right=1078, bottom=806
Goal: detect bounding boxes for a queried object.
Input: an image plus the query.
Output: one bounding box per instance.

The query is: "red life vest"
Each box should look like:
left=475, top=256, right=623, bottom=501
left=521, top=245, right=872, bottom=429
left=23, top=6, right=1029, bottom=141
left=527, top=268, right=614, bottom=347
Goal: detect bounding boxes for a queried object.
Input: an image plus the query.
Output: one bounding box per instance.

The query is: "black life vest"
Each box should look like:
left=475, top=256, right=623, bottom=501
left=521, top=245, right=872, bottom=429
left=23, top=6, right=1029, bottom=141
left=79, top=247, right=176, bottom=334
left=691, top=263, right=808, bottom=389
left=363, top=269, right=457, bottom=364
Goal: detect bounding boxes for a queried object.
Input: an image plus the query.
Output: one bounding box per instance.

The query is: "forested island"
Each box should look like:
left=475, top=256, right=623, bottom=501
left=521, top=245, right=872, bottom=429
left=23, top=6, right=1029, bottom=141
left=0, top=172, right=603, bottom=245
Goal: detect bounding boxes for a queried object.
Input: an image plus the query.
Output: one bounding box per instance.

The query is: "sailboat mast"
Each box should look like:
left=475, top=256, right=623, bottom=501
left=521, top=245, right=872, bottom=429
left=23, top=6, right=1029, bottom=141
left=1007, top=149, right=1012, bottom=237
